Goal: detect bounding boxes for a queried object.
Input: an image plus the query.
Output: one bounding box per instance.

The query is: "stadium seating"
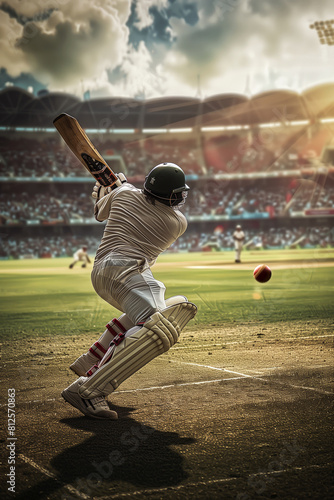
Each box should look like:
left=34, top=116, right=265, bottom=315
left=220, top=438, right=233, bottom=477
left=0, top=86, right=333, bottom=258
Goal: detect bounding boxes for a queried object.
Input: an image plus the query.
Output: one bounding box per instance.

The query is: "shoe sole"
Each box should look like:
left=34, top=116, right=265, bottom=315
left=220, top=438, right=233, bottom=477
left=61, top=389, right=91, bottom=416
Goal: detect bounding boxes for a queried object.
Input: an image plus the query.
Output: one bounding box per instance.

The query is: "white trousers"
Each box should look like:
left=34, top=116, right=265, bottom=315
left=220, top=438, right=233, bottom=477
left=91, top=255, right=166, bottom=325
left=234, top=243, right=243, bottom=261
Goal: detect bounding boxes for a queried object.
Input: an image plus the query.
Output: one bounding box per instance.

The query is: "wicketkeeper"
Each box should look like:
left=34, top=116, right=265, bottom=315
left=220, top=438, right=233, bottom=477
left=62, top=163, right=197, bottom=419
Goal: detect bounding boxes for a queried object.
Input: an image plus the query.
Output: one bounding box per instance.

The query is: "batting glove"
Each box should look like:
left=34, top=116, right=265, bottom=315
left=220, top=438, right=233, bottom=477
left=92, top=182, right=111, bottom=200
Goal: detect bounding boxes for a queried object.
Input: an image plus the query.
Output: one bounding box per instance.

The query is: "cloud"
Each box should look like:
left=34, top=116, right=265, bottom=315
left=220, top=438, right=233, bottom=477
left=0, top=0, right=333, bottom=98
left=0, top=0, right=132, bottom=93
left=0, top=11, right=29, bottom=77
left=0, top=0, right=51, bottom=19
left=133, top=0, right=169, bottom=31
left=162, top=0, right=334, bottom=95
left=117, top=40, right=166, bottom=98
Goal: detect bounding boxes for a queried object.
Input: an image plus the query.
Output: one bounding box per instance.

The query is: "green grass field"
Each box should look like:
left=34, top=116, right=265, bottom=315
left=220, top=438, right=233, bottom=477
left=0, top=248, right=333, bottom=340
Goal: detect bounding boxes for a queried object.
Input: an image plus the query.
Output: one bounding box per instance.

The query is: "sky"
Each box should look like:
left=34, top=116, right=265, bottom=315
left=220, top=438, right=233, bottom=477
left=0, top=0, right=333, bottom=100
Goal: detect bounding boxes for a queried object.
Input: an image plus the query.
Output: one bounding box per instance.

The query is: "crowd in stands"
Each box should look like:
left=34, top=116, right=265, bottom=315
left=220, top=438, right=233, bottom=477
left=1, top=225, right=332, bottom=259
left=0, top=234, right=99, bottom=259
left=0, top=135, right=203, bottom=178
left=1, top=126, right=333, bottom=259
left=1, top=181, right=333, bottom=226
left=0, top=190, right=94, bottom=225
left=1, top=123, right=332, bottom=179
left=184, top=183, right=288, bottom=218
left=171, top=225, right=334, bottom=253
left=0, top=137, right=60, bottom=178
left=203, top=126, right=333, bottom=174
left=121, top=138, right=203, bottom=176
left=286, top=182, right=334, bottom=212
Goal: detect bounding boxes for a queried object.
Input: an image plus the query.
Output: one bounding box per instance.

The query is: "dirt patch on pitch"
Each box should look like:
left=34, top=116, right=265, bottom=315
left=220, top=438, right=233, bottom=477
left=2, top=318, right=333, bottom=390
left=1, top=318, right=333, bottom=500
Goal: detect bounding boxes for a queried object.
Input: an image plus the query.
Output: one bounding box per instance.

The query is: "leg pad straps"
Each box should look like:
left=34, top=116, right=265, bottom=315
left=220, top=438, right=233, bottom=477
left=78, top=302, right=197, bottom=399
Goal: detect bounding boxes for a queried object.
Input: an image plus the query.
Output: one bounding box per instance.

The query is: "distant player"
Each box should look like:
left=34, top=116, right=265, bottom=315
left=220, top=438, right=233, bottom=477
left=233, top=224, right=245, bottom=263
left=62, top=163, right=197, bottom=419
left=69, top=246, right=91, bottom=269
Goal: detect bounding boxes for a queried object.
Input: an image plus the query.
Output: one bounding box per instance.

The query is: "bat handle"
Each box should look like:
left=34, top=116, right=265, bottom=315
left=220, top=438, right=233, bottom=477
left=109, top=179, right=122, bottom=189
left=109, top=173, right=127, bottom=189
left=117, top=173, right=127, bottom=184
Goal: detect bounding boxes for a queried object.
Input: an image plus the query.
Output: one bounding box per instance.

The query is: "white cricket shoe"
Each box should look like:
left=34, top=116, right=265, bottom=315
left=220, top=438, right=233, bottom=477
left=70, top=353, right=97, bottom=377
left=61, top=377, right=118, bottom=420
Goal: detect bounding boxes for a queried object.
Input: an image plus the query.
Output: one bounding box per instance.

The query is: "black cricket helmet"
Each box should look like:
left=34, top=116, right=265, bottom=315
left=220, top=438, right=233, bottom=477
left=143, top=162, right=190, bottom=206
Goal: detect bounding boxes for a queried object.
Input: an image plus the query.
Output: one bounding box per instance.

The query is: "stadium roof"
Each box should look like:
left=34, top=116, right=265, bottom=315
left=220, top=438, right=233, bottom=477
left=249, top=89, right=309, bottom=124
left=0, top=87, right=34, bottom=126
left=201, top=93, right=249, bottom=126
left=0, top=83, right=333, bottom=129
left=302, top=82, right=334, bottom=118
left=143, top=96, right=200, bottom=128
left=69, top=97, right=143, bottom=129
left=0, top=88, right=80, bottom=127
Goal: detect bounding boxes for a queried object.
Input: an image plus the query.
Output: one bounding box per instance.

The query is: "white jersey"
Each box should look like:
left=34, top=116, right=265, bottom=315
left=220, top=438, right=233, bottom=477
left=233, top=229, right=245, bottom=249
left=74, top=248, right=88, bottom=260
left=91, top=183, right=188, bottom=324
left=94, top=183, right=188, bottom=266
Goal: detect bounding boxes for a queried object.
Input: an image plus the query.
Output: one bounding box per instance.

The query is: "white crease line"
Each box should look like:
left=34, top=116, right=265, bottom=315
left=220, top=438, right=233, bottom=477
left=169, top=360, right=254, bottom=378
left=170, top=360, right=334, bottom=395
left=247, top=367, right=280, bottom=372
left=18, top=454, right=90, bottom=499
left=1, top=363, right=332, bottom=409
left=116, top=376, right=246, bottom=393
left=0, top=377, right=249, bottom=407
left=174, top=334, right=334, bottom=350
left=281, top=383, right=334, bottom=394
left=98, top=462, right=334, bottom=499
left=0, top=398, right=57, bottom=408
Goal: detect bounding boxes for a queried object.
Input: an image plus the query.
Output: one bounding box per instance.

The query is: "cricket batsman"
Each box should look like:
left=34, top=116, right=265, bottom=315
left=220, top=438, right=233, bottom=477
left=233, top=224, right=245, bottom=263
left=69, top=246, right=91, bottom=269
left=62, top=163, right=197, bottom=419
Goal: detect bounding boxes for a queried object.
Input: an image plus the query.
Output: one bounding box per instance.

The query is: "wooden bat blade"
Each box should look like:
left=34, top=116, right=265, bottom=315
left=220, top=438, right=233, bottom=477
left=53, top=113, right=121, bottom=187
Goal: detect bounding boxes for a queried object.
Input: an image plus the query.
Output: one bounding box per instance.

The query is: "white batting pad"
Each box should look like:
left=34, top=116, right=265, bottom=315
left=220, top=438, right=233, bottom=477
left=78, top=301, right=197, bottom=399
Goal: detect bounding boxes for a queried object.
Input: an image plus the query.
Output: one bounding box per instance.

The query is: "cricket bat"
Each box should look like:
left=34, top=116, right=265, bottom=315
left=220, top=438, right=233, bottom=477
left=53, top=113, right=122, bottom=188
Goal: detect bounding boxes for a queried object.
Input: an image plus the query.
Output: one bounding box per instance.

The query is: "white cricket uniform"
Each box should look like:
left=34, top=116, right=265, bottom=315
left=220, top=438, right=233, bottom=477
left=91, top=183, right=187, bottom=325
left=69, top=248, right=90, bottom=267
left=73, top=249, right=89, bottom=262
left=233, top=229, right=245, bottom=261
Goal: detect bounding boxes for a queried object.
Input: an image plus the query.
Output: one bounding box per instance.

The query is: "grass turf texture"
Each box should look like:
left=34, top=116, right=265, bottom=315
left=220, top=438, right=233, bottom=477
left=0, top=248, right=333, bottom=340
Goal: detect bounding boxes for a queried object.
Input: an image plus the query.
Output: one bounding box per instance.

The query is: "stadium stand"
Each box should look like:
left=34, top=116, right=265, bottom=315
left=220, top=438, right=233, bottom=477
left=0, top=84, right=333, bottom=258
left=2, top=180, right=333, bottom=226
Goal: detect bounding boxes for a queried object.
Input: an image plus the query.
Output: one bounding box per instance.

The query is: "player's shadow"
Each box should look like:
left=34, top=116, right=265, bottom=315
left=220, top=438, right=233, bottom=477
left=18, top=402, right=196, bottom=499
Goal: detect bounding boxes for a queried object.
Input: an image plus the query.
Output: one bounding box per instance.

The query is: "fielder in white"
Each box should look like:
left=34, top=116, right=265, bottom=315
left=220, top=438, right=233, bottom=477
left=233, top=224, right=245, bottom=263
left=69, top=246, right=91, bottom=269
left=62, top=163, right=197, bottom=419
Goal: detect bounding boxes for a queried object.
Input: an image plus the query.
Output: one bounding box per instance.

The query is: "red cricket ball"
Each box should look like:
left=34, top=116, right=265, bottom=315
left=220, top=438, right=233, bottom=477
left=253, top=264, right=272, bottom=283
